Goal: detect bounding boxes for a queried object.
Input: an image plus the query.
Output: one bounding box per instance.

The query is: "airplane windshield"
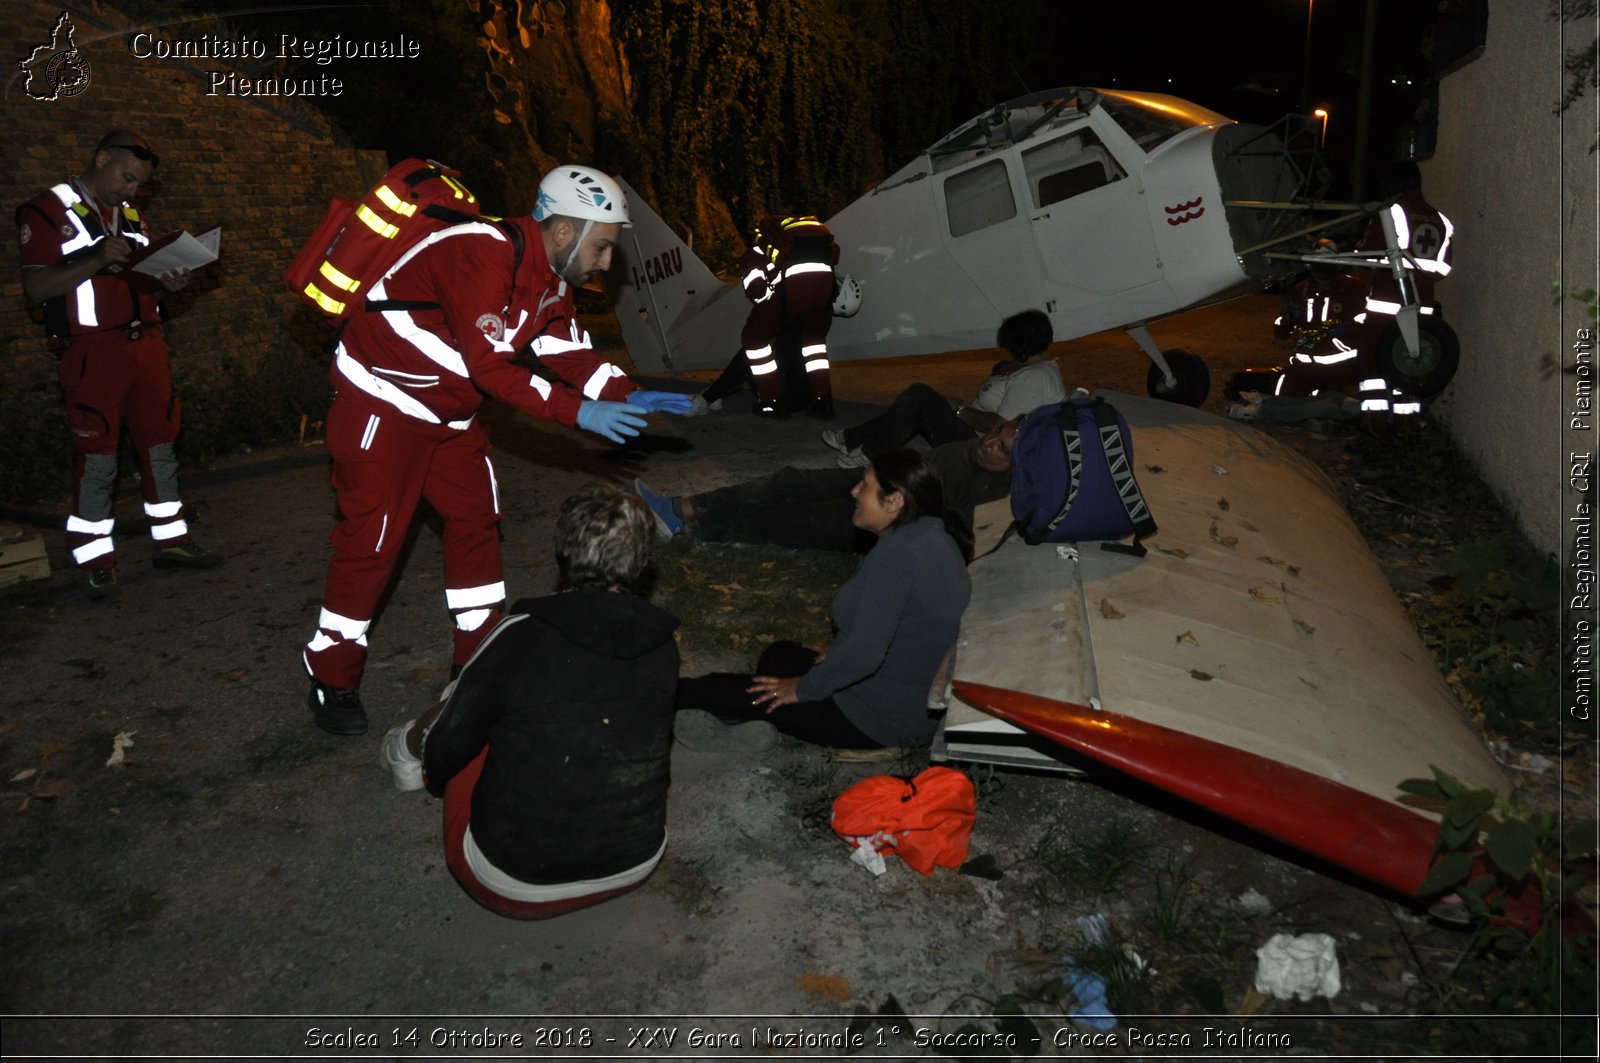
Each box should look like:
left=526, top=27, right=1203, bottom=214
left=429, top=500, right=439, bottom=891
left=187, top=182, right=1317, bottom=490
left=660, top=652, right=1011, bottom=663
left=1096, top=91, right=1227, bottom=153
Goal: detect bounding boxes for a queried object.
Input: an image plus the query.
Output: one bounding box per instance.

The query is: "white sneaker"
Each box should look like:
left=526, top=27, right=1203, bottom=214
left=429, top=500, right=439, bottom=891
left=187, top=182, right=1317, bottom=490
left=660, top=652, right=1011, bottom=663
left=378, top=721, right=424, bottom=792
left=820, top=428, right=849, bottom=455
left=835, top=447, right=871, bottom=468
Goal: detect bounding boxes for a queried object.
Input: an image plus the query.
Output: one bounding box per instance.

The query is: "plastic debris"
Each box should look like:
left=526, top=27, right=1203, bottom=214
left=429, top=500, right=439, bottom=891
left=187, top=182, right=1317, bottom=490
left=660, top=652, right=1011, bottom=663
left=847, top=834, right=889, bottom=876
left=105, top=730, right=136, bottom=768
left=1055, top=544, right=1079, bottom=562
left=1210, top=463, right=1228, bottom=475
left=1237, top=888, right=1272, bottom=913
left=1254, top=932, right=1340, bottom=1001
left=1061, top=957, right=1117, bottom=1031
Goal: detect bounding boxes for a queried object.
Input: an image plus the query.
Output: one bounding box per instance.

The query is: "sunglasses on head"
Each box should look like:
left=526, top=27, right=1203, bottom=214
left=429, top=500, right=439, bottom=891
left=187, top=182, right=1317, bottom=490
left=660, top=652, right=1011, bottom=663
left=103, top=142, right=159, bottom=166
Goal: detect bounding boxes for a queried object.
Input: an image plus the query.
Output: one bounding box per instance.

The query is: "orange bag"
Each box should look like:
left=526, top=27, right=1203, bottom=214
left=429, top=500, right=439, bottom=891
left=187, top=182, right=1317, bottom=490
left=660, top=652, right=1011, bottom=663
left=830, top=766, right=976, bottom=875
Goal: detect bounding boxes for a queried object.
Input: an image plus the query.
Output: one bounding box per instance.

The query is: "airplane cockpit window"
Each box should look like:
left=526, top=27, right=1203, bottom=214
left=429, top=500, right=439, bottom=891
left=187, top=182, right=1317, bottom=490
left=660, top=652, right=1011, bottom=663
left=1024, top=130, right=1128, bottom=208
left=944, top=159, right=1017, bottom=238
left=1097, top=94, right=1206, bottom=153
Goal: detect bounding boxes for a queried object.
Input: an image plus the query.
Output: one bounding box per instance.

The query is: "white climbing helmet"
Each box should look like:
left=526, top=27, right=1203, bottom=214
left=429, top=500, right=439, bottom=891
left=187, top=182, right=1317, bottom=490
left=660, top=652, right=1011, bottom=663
left=532, top=165, right=631, bottom=225
left=832, top=274, right=862, bottom=317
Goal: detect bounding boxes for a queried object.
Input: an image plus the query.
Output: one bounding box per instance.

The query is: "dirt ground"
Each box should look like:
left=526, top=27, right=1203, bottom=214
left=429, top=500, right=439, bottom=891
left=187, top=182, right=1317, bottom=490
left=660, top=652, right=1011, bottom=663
left=0, top=294, right=1584, bottom=1058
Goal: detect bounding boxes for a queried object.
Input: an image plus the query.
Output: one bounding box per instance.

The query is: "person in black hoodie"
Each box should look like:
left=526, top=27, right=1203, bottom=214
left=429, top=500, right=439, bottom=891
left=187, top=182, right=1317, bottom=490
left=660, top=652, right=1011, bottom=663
left=378, top=483, right=679, bottom=919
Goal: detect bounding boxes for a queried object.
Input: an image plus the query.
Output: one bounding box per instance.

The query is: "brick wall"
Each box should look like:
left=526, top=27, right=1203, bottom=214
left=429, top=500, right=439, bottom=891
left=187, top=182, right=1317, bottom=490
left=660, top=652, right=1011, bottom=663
left=1, top=0, right=389, bottom=406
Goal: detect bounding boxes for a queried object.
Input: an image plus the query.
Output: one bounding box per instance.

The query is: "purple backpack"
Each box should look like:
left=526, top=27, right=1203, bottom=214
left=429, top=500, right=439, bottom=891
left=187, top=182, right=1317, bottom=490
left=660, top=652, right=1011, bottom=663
left=1008, top=395, right=1157, bottom=549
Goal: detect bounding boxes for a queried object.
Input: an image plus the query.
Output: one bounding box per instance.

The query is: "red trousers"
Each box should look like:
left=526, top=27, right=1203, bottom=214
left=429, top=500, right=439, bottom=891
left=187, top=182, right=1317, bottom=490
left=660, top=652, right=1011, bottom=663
left=740, top=272, right=835, bottom=402
left=442, top=748, right=640, bottom=920
left=304, top=389, right=505, bottom=690
left=58, top=328, right=186, bottom=568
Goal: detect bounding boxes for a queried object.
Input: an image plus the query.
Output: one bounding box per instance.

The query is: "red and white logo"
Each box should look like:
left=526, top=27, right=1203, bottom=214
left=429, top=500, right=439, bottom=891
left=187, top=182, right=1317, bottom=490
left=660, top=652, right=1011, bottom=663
left=475, top=312, right=506, bottom=341
left=18, top=222, right=31, bottom=245
left=61, top=222, right=76, bottom=239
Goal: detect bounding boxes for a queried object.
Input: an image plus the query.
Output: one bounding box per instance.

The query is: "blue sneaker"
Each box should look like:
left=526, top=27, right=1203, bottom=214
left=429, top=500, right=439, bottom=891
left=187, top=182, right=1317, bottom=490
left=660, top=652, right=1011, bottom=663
left=634, top=479, right=683, bottom=540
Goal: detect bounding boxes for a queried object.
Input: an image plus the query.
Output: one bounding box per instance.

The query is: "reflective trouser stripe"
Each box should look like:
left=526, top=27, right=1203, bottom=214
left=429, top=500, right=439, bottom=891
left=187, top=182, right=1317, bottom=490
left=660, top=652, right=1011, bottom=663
left=745, top=345, right=778, bottom=375
left=454, top=608, right=494, bottom=633
left=67, top=514, right=115, bottom=565
left=306, top=608, right=371, bottom=654
left=446, top=582, right=507, bottom=611
left=145, top=500, right=187, bottom=542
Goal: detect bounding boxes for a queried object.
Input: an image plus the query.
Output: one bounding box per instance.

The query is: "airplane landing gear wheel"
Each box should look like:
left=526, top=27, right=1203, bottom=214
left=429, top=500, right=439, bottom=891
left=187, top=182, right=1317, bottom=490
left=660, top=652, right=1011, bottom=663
left=1374, top=319, right=1460, bottom=397
left=1146, top=348, right=1210, bottom=407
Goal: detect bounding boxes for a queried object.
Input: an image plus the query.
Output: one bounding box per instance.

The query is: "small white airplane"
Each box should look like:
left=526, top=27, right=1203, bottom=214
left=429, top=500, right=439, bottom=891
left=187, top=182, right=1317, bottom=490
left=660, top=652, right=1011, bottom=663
left=609, top=87, right=1449, bottom=406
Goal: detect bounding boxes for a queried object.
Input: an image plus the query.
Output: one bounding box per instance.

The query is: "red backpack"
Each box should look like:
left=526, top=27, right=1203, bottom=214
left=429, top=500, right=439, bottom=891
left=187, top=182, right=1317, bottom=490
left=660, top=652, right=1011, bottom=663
left=285, top=158, right=518, bottom=321
left=830, top=766, right=977, bottom=875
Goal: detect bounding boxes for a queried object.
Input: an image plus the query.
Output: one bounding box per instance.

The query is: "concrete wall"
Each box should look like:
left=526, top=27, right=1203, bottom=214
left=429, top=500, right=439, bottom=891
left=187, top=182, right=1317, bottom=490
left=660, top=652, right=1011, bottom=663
left=1, top=0, right=388, bottom=411
left=1425, top=1, right=1598, bottom=559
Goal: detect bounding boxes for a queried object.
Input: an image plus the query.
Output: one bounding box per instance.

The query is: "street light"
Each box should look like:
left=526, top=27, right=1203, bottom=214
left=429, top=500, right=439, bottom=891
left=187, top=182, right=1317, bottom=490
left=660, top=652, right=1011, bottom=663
left=1314, top=107, right=1329, bottom=146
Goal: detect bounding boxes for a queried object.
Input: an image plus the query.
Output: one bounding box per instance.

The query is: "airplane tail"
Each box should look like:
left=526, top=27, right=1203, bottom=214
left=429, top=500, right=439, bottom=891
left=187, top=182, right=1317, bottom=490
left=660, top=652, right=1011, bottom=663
left=609, top=177, right=740, bottom=374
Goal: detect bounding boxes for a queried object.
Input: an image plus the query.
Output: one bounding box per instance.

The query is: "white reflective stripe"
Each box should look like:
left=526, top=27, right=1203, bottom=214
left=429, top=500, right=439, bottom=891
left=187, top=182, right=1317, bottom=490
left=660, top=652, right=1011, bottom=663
left=1304, top=298, right=1315, bottom=322
left=1291, top=353, right=1313, bottom=364
left=306, top=630, right=366, bottom=653
left=530, top=333, right=593, bottom=357
left=144, top=500, right=183, bottom=519
left=150, top=519, right=188, bottom=541
left=745, top=345, right=773, bottom=360
left=318, top=608, right=371, bottom=639
left=74, top=280, right=98, bottom=327
left=752, top=288, right=774, bottom=304
left=446, top=415, right=477, bottom=429
left=360, top=413, right=380, bottom=450
left=1390, top=204, right=1410, bottom=249
left=782, top=262, right=833, bottom=279
left=453, top=608, right=494, bottom=633
left=374, top=513, right=389, bottom=553
left=67, top=515, right=116, bottom=535
left=801, top=344, right=827, bottom=357
left=1415, top=259, right=1450, bottom=275
left=377, top=307, right=470, bottom=378
left=805, top=359, right=830, bottom=372
left=1353, top=312, right=1368, bottom=324
left=748, top=360, right=779, bottom=376
left=446, top=582, right=507, bottom=610
left=1366, top=298, right=1401, bottom=315
left=1361, top=399, right=1389, bottom=412
left=1431, top=213, right=1454, bottom=275
left=523, top=374, right=553, bottom=400
left=581, top=362, right=627, bottom=400
left=1311, top=349, right=1358, bottom=364
left=486, top=456, right=500, bottom=515
left=335, top=346, right=443, bottom=424
left=1358, top=378, right=1387, bottom=390
left=1393, top=402, right=1422, bottom=415
left=490, top=308, right=532, bottom=355
left=742, top=268, right=765, bottom=288
left=73, top=538, right=115, bottom=564
left=1273, top=374, right=1289, bottom=396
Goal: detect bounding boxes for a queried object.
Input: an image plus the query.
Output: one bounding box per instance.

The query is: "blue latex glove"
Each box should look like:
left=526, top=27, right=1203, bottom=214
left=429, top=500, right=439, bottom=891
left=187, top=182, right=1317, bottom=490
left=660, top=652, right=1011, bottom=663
left=576, top=400, right=647, bottom=444
left=627, top=389, right=697, bottom=415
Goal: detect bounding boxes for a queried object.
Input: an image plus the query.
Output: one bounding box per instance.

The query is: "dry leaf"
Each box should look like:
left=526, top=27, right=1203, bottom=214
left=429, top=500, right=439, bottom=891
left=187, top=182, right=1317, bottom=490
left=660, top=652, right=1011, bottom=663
left=1156, top=546, right=1189, bottom=559
left=1217, top=497, right=1230, bottom=511
left=1190, top=669, right=1213, bottom=681
left=1175, top=630, right=1198, bottom=645
left=493, top=109, right=513, bottom=124
left=1145, top=464, right=1165, bottom=474
left=1099, top=598, right=1125, bottom=619
left=9, top=769, right=36, bottom=783
left=1238, top=520, right=1259, bottom=532
left=1208, top=523, right=1238, bottom=547
left=106, top=730, right=136, bottom=768
left=795, top=973, right=851, bottom=1002
left=1294, top=619, right=1316, bottom=636
left=1258, top=556, right=1284, bottom=566
left=1286, top=565, right=1301, bottom=577
left=1234, top=985, right=1271, bottom=1018
left=1248, top=587, right=1281, bottom=605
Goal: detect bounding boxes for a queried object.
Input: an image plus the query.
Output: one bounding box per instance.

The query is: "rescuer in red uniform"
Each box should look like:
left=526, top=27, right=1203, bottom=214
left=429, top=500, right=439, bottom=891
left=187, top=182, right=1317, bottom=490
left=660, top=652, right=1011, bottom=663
left=15, top=130, right=222, bottom=598
left=302, top=165, right=693, bottom=736
left=738, top=214, right=841, bottom=419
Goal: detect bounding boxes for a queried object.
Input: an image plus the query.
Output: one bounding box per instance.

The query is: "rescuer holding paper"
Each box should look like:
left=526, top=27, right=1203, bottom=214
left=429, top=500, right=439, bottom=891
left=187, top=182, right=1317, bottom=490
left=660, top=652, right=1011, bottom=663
left=15, top=130, right=221, bottom=598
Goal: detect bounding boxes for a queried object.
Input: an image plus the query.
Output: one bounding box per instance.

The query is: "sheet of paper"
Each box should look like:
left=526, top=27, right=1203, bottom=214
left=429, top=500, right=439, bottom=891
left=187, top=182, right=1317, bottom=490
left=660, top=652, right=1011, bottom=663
left=132, top=227, right=220, bottom=277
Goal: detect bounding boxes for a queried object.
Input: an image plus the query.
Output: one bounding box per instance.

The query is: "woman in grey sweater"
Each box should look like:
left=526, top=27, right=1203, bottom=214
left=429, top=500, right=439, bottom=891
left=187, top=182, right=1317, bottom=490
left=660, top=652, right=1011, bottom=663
left=675, top=449, right=971, bottom=750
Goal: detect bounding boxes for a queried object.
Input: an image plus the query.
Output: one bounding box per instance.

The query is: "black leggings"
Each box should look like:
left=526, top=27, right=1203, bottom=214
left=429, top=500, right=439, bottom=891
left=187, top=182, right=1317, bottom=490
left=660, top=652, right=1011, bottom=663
left=675, top=641, right=882, bottom=749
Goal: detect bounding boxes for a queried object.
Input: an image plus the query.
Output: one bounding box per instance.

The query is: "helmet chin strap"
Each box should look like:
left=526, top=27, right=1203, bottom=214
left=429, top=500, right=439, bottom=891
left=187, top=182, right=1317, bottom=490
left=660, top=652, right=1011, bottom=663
left=552, top=218, right=596, bottom=281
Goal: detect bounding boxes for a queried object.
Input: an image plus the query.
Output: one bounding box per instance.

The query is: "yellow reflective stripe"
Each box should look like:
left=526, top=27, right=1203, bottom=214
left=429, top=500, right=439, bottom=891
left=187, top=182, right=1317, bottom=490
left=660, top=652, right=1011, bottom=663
left=780, top=215, right=820, bottom=230
left=318, top=259, right=361, bottom=293
left=356, top=203, right=399, bottom=238
left=374, top=184, right=417, bottom=217
left=439, top=175, right=475, bottom=202
left=124, top=206, right=141, bottom=222
left=303, top=282, right=346, bottom=315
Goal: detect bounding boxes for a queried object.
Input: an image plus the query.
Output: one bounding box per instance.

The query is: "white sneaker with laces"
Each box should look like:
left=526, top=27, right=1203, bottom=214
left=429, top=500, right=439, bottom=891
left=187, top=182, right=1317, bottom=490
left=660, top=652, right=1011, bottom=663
left=378, top=721, right=424, bottom=792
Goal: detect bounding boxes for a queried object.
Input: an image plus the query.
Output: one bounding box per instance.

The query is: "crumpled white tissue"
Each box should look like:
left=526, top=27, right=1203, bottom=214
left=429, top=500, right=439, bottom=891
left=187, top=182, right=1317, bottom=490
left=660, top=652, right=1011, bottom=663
left=1254, top=932, right=1340, bottom=1001
left=847, top=833, right=890, bottom=876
